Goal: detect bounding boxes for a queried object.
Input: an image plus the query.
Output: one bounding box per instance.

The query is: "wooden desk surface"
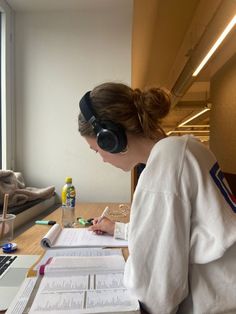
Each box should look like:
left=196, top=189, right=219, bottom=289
left=10, top=202, right=130, bottom=259
left=1, top=202, right=150, bottom=314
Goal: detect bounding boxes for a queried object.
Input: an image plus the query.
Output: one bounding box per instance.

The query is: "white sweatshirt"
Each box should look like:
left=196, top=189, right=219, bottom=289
left=116, top=135, right=236, bottom=314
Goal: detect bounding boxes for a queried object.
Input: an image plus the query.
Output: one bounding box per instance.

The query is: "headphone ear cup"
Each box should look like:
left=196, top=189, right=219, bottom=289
left=96, top=121, right=127, bottom=153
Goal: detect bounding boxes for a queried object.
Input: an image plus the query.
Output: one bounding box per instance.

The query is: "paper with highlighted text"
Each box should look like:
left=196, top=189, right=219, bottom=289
left=29, top=255, right=140, bottom=314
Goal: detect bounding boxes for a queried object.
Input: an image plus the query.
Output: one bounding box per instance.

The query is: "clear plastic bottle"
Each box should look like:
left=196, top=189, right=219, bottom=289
left=61, top=177, right=76, bottom=228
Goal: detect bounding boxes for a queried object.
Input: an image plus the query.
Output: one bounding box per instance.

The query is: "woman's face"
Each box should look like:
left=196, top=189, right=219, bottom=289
left=84, top=136, right=137, bottom=172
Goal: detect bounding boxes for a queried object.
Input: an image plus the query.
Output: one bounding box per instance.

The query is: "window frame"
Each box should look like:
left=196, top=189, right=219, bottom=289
left=0, top=0, right=14, bottom=170
left=0, top=12, right=1, bottom=168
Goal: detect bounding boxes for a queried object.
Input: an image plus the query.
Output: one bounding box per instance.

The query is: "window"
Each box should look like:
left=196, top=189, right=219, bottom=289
left=0, top=2, right=14, bottom=170
left=0, top=12, right=1, bottom=168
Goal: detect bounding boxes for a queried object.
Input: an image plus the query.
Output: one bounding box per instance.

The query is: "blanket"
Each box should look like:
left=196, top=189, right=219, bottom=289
left=0, top=170, right=55, bottom=208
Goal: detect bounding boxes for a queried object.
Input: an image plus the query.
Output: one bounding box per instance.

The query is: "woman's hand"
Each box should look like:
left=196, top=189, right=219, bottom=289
left=88, top=217, right=115, bottom=236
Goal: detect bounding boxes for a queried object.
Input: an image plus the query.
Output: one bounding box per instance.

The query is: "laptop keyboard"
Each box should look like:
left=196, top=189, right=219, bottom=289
left=0, top=255, right=17, bottom=278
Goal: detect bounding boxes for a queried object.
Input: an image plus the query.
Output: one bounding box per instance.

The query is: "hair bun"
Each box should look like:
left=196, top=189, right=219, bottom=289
left=132, top=87, right=171, bottom=139
left=145, top=87, right=171, bottom=118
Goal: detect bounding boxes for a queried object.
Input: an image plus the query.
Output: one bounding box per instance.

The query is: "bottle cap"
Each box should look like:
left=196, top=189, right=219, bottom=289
left=65, top=177, right=72, bottom=183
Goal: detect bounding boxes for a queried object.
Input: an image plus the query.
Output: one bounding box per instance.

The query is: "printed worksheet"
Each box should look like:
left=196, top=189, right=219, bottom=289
left=29, top=255, right=139, bottom=313
left=29, top=272, right=139, bottom=313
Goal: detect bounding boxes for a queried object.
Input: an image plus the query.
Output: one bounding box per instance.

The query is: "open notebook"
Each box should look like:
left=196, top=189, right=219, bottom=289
left=40, top=224, right=128, bottom=249
left=6, top=250, right=140, bottom=314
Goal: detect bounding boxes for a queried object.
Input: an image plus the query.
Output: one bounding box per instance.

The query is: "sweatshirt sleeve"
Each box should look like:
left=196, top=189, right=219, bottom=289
left=124, top=190, right=191, bottom=314
left=114, top=222, right=129, bottom=240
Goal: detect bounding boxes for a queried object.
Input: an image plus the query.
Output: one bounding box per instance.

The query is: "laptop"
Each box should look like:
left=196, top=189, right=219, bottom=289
left=0, top=254, right=39, bottom=311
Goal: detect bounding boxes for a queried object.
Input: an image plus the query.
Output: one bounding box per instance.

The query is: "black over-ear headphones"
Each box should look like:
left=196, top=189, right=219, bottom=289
left=79, top=91, right=127, bottom=153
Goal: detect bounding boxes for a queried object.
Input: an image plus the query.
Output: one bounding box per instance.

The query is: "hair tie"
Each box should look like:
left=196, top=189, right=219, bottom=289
left=133, top=89, right=144, bottom=126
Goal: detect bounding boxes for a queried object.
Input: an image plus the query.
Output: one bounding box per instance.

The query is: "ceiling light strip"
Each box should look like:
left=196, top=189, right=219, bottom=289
left=178, top=124, right=209, bottom=128
left=178, top=108, right=210, bottom=127
left=168, top=130, right=210, bottom=134
left=192, top=14, right=236, bottom=77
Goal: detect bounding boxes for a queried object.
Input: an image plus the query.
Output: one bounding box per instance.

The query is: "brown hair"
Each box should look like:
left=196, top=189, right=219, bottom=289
left=78, top=82, right=171, bottom=140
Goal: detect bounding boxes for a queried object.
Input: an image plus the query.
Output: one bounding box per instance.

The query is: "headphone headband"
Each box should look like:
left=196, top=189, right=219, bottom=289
left=79, top=91, right=96, bottom=124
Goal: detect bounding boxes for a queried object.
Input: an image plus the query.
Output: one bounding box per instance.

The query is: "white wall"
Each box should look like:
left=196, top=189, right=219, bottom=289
left=14, top=1, right=133, bottom=202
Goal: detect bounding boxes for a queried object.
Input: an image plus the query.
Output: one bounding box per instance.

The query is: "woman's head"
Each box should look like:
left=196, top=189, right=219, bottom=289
left=78, top=82, right=171, bottom=170
left=78, top=82, right=171, bottom=141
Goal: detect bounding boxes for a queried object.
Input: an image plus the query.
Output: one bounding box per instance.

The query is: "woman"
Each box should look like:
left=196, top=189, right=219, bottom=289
left=78, top=82, right=236, bottom=314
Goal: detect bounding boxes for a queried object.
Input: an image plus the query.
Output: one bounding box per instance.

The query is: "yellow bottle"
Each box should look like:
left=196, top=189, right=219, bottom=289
left=61, top=177, right=76, bottom=227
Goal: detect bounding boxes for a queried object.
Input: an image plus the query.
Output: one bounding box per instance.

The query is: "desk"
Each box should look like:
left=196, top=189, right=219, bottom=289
left=11, top=202, right=130, bottom=259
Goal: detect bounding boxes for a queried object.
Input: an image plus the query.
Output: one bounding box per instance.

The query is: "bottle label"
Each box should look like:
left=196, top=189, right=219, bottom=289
left=62, top=185, right=76, bottom=208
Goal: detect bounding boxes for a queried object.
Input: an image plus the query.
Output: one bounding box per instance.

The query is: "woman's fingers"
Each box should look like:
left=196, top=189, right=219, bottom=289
left=88, top=217, right=115, bottom=235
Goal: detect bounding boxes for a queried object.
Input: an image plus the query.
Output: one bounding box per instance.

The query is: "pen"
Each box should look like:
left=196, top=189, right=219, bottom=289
left=35, top=220, right=56, bottom=225
left=97, top=206, right=109, bottom=224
